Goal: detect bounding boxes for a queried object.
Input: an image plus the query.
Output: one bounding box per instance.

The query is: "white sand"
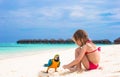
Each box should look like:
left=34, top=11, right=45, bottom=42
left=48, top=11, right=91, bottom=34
left=0, top=45, right=120, bottom=77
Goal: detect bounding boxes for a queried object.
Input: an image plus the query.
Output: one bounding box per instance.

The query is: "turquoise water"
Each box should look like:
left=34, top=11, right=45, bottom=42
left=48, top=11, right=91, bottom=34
left=0, top=43, right=107, bottom=54
left=0, top=43, right=107, bottom=59
left=0, top=43, right=77, bottom=54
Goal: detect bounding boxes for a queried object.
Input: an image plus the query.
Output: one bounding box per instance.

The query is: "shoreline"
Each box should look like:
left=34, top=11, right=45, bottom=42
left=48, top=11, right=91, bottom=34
left=0, top=43, right=77, bottom=60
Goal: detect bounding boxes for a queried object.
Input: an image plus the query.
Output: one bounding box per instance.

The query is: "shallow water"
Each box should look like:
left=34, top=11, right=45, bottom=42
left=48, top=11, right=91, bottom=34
left=0, top=43, right=106, bottom=59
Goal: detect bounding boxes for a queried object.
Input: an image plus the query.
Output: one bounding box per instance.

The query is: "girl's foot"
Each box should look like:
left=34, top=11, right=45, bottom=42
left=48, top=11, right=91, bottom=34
left=68, top=67, right=77, bottom=72
left=67, top=66, right=77, bottom=72
left=76, top=69, right=83, bottom=73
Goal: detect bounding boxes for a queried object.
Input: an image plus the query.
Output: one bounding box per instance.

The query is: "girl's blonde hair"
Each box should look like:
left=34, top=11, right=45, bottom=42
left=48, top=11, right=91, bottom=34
left=73, top=29, right=89, bottom=46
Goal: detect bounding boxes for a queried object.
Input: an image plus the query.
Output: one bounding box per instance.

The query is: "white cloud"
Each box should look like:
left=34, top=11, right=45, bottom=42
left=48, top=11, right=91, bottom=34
left=2, top=0, right=120, bottom=28
left=80, top=0, right=104, bottom=3
left=65, top=6, right=85, bottom=18
left=96, top=8, right=120, bottom=23
left=70, top=11, right=84, bottom=18
left=110, top=25, right=120, bottom=28
left=9, top=9, right=32, bottom=18
left=7, top=5, right=85, bottom=20
left=111, top=8, right=120, bottom=20
left=38, top=7, right=63, bottom=18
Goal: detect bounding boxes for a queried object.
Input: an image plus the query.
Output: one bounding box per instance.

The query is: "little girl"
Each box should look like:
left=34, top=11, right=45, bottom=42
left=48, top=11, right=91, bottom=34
left=63, top=29, right=101, bottom=72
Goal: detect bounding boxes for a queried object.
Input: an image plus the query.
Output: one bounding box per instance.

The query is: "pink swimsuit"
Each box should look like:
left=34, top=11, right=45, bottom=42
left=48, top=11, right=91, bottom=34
left=86, top=40, right=101, bottom=70
left=86, top=47, right=101, bottom=70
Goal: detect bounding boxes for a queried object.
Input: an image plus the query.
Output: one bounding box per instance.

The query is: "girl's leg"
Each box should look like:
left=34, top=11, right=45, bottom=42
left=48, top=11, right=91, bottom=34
left=69, top=47, right=90, bottom=72
left=69, top=47, right=82, bottom=72
left=67, top=47, right=82, bottom=72
left=81, top=55, right=89, bottom=70
left=75, top=47, right=82, bottom=70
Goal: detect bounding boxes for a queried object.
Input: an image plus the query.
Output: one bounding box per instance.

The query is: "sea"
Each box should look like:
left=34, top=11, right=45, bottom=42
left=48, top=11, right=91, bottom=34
left=0, top=43, right=106, bottom=59
left=0, top=43, right=77, bottom=59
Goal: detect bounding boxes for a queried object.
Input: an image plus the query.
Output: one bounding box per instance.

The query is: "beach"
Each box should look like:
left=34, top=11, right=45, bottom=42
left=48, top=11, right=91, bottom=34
left=0, top=44, right=120, bottom=77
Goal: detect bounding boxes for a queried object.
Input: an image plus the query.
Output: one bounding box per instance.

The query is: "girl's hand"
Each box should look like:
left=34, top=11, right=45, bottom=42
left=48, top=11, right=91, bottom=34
left=63, top=65, right=69, bottom=69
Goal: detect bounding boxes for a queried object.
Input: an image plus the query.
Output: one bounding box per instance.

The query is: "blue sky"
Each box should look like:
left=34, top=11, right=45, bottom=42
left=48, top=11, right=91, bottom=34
left=0, top=0, right=120, bottom=43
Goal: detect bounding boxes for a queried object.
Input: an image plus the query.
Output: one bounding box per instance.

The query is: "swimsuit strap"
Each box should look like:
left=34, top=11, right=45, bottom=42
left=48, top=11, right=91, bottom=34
left=97, top=47, right=101, bottom=51
left=85, top=47, right=101, bottom=54
left=92, top=47, right=101, bottom=52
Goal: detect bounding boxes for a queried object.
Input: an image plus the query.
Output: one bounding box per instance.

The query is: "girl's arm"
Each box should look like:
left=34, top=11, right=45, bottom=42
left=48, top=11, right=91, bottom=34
left=63, top=46, right=87, bottom=69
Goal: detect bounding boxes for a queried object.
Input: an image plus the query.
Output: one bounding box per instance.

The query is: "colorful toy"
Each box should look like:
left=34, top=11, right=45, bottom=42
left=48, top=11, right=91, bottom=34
left=44, top=54, right=60, bottom=73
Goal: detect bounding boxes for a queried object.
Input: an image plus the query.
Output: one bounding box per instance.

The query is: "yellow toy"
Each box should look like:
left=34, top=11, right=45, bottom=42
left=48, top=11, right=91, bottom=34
left=44, top=54, right=60, bottom=73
